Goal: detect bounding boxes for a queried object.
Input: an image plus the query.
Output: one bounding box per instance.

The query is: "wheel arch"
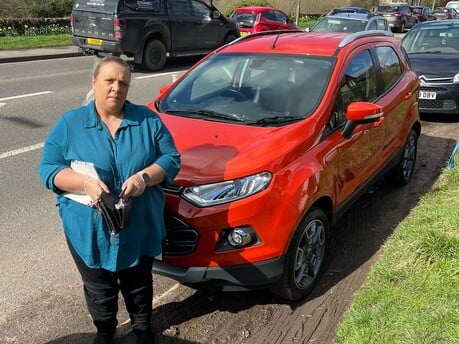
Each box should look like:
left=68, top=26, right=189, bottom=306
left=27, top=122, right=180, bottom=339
left=135, top=32, right=169, bottom=65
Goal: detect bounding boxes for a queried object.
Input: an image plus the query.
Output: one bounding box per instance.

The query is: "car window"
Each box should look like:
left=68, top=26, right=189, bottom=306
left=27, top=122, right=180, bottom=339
left=402, top=25, right=459, bottom=53
left=169, top=0, right=192, bottom=16
left=191, top=0, right=211, bottom=17
left=375, top=46, right=402, bottom=93
left=125, top=0, right=163, bottom=12
left=312, top=17, right=367, bottom=32
left=261, top=11, right=276, bottom=22
left=274, top=10, right=288, bottom=23
left=377, top=19, right=387, bottom=30
left=341, top=50, right=377, bottom=107
left=367, top=20, right=377, bottom=30
left=232, top=12, right=256, bottom=28
left=160, top=53, right=334, bottom=123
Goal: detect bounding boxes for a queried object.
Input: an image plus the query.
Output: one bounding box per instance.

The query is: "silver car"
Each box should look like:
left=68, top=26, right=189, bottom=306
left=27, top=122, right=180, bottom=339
left=307, top=13, right=390, bottom=33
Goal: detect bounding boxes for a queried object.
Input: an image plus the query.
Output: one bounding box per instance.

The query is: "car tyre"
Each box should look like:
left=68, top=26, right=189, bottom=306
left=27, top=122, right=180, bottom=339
left=271, top=207, right=329, bottom=301
left=386, top=128, right=418, bottom=186
left=399, top=21, right=406, bottom=33
left=142, top=40, right=167, bottom=72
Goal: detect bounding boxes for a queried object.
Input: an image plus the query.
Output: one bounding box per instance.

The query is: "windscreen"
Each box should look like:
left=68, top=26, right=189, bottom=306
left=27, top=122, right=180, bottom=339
left=402, top=24, right=459, bottom=53
left=312, top=17, right=367, bottom=33
left=159, top=53, right=334, bottom=126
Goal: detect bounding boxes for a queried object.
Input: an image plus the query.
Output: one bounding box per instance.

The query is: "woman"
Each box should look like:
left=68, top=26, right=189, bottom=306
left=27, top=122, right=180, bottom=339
left=38, top=56, right=180, bottom=344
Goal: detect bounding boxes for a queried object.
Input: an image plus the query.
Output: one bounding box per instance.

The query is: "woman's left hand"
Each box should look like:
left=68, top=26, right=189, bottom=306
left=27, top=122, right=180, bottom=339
left=120, top=173, right=147, bottom=198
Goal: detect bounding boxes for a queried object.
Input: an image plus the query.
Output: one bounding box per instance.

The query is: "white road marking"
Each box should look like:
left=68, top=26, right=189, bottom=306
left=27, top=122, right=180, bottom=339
left=0, top=142, right=44, bottom=160
left=0, top=91, right=53, bottom=102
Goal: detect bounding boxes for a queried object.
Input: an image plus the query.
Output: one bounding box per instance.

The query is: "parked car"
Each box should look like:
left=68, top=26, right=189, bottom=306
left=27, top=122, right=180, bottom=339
left=229, top=6, right=299, bottom=36
left=327, top=6, right=371, bottom=15
left=446, top=1, right=459, bottom=11
left=432, top=7, right=459, bottom=20
left=411, top=6, right=437, bottom=22
left=71, top=0, right=239, bottom=71
left=376, top=2, right=418, bottom=32
left=307, top=13, right=389, bottom=33
left=150, top=30, right=421, bottom=301
left=402, top=20, right=459, bottom=115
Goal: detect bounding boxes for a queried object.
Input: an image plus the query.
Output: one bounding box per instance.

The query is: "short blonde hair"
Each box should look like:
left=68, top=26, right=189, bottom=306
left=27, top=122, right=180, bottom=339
left=92, top=56, right=131, bottom=79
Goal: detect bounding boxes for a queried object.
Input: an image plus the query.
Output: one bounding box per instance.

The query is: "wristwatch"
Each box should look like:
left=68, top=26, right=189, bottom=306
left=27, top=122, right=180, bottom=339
left=139, top=171, right=150, bottom=185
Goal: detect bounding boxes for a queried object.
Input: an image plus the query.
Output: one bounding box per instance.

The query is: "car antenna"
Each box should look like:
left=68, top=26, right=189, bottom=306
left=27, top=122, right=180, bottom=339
left=272, top=31, right=281, bottom=49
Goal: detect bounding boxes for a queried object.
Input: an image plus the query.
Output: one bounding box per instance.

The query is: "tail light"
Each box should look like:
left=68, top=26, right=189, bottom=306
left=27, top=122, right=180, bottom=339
left=114, top=17, right=125, bottom=40
left=70, top=14, right=74, bottom=33
left=446, top=13, right=452, bottom=19
left=393, top=12, right=402, bottom=16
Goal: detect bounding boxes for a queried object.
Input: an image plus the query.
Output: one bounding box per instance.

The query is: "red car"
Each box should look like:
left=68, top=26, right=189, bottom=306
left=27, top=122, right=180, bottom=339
left=150, top=30, right=421, bottom=301
left=229, top=6, right=299, bottom=36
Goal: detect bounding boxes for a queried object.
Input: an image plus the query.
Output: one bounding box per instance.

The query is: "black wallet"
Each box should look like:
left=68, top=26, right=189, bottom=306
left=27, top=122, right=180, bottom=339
left=96, top=192, right=132, bottom=235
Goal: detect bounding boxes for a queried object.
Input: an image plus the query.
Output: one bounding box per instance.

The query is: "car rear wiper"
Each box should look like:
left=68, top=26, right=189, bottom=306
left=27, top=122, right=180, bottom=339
left=163, top=109, right=246, bottom=122
left=246, top=116, right=304, bottom=126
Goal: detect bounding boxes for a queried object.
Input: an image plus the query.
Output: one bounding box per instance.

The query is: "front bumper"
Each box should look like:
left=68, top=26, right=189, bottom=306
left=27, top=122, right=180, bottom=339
left=153, top=255, right=284, bottom=290
left=419, top=84, right=459, bottom=115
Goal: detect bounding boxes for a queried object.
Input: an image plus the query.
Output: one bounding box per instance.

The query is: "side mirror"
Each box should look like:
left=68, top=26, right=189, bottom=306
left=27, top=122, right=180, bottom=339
left=305, top=27, right=311, bottom=32
left=213, top=11, right=221, bottom=20
left=342, top=102, right=384, bottom=139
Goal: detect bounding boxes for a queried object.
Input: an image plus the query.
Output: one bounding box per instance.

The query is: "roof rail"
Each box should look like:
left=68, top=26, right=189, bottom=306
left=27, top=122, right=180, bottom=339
left=228, top=29, right=303, bottom=45
left=338, top=30, right=394, bottom=48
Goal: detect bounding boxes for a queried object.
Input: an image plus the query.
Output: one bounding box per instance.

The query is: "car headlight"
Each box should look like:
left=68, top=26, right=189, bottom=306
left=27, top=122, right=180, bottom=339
left=182, top=171, right=272, bottom=207
left=454, top=73, right=459, bottom=84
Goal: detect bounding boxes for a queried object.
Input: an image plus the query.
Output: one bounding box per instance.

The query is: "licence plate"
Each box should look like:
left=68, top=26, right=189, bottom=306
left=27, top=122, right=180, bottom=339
left=240, top=32, right=248, bottom=37
left=419, top=91, right=437, bottom=100
left=87, top=38, right=103, bottom=46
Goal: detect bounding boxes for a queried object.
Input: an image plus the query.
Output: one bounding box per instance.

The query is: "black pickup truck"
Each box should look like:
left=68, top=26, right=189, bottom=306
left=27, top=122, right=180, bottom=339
left=71, top=0, right=240, bottom=71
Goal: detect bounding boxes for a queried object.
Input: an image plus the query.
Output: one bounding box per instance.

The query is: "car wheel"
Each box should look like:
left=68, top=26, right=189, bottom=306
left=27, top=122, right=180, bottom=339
left=386, top=129, right=418, bottom=186
left=271, top=207, right=329, bottom=301
left=399, top=21, right=406, bottom=33
left=142, top=40, right=167, bottom=71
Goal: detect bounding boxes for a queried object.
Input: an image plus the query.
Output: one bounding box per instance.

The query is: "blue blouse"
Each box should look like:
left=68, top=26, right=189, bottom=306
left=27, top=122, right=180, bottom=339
left=38, top=100, right=180, bottom=272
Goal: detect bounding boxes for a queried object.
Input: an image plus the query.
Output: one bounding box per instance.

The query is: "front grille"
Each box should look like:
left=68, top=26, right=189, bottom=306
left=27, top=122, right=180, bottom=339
left=419, top=86, right=457, bottom=111
left=162, top=213, right=199, bottom=256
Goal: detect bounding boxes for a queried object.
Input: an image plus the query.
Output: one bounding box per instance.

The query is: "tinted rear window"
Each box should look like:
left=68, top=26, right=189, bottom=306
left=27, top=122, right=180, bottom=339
left=378, top=5, right=400, bottom=13
left=231, top=13, right=257, bottom=28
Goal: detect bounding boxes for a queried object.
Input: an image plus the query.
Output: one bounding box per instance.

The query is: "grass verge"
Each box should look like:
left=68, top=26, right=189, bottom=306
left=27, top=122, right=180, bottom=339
left=0, top=34, right=72, bottom=50
left=336, top=160, right=459, bottom=343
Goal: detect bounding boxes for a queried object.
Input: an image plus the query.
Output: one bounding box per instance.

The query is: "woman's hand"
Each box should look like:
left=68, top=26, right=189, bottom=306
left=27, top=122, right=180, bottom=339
left=119, top=172, right=147, bottom=198
left=84, top=176, right=110, bottom=205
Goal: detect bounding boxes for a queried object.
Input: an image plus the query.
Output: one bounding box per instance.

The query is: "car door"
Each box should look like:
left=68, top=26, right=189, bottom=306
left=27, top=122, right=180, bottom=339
left=191, top=0, right=223, bottom=49
left=273, top=10, right=296, bottom=30
left=402, top=5, right=417, bottom=27
left=332, top=48, right=383, bottom=204
left=168, top=0, right=197, bottom=50
left=372, top=45, right=412, bottom=165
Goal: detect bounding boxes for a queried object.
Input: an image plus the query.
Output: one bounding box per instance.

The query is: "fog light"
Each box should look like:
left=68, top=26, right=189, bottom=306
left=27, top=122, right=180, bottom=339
left=228, top=228, right=253, bottom=247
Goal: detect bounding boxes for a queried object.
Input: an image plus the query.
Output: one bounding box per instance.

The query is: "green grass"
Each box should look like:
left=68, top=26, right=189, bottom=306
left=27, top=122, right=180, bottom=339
left=0, top=34, right=72, bottom=50
left=336, top=160, right=459, bottom=344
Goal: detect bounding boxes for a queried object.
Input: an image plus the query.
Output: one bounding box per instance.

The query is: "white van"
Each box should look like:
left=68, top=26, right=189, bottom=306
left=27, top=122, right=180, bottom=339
left=446, top=1, right=459, bottom=10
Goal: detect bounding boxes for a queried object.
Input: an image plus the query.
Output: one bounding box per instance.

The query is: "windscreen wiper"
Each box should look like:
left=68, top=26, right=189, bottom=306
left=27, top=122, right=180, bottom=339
left=163, top=109, right=246, bottom=122
left=247, top=116, right=304, bottom=126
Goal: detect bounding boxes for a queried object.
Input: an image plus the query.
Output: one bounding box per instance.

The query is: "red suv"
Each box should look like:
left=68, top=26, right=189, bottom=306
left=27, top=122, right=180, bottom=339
left=230, top=6, right=299, bottom=36
left=150, top=31, right=421, bottom=301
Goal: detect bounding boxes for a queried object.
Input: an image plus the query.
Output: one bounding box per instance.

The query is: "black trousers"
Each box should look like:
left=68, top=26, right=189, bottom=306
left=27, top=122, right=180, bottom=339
left=67, top=240, right=154, bottom=340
